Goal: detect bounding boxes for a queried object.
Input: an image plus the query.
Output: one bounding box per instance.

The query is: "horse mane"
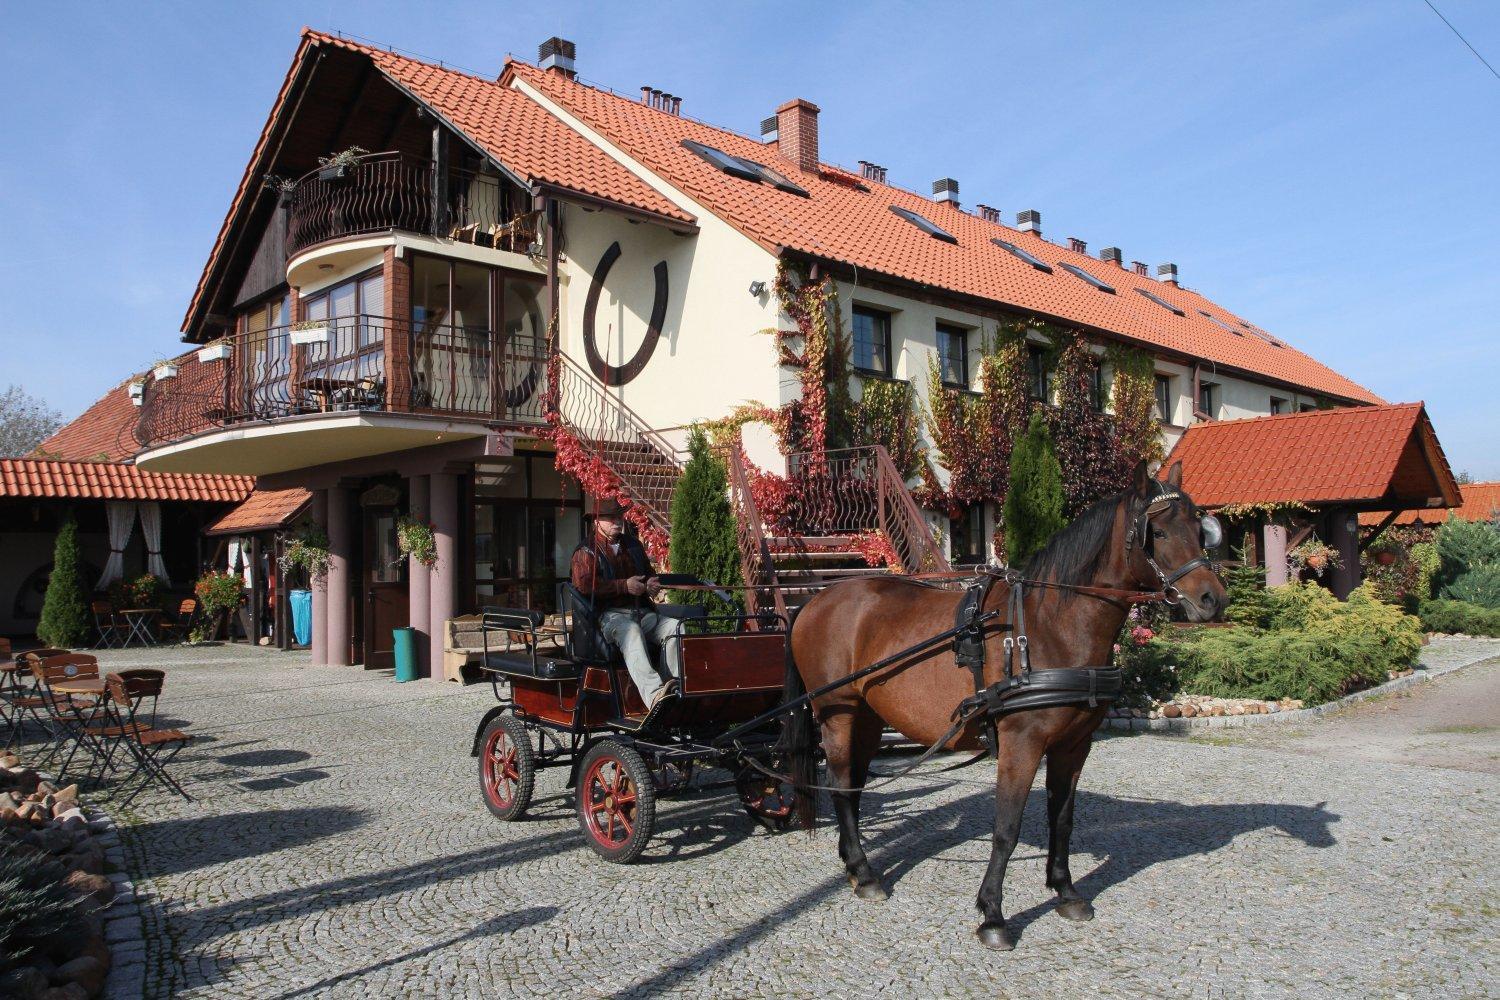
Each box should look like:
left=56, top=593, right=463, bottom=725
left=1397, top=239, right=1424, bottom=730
left=1022, top=490, right=1128, bottom=588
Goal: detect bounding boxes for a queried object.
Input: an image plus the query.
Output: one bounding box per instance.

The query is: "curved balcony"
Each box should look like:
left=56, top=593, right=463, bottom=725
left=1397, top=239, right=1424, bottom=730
left=285, top=152, right=541, bottom=261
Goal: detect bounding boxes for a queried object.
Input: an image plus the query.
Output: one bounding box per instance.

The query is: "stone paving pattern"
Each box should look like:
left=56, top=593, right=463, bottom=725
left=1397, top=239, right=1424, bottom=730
left=90, top=640, right=1499, bottom=999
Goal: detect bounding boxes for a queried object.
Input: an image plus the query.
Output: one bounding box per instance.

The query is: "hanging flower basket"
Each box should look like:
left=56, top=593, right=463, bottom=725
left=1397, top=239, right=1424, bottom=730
left=290, top=321, right=332, bottom=346
left=278, top=521, right=333, bottom=578
left=395, top=516, right=437, bottom=568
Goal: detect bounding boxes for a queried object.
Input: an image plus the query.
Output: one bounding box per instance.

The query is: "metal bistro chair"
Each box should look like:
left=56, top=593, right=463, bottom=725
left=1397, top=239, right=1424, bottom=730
left=91, top=601, right=123, bottom=649
left=35, top=654, right=109, bottom=783
left=75, top=668, right=167, bottom=788
left=99, top=672, right=192, bottom=806
left=3, top=648, right=71, bottom=752
left=155, top=598, right=200, bottom=645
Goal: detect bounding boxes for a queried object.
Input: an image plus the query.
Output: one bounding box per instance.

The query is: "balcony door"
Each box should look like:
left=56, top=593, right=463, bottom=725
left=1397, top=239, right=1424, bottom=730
left=472, top=454, right=581, bottom=612
left=237, top=295, right=290, bottom=417
left=302, top=270, right=386, bottom=410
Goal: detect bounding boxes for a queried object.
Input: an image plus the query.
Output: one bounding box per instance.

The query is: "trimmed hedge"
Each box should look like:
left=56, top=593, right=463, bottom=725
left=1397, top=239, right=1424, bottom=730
left=1136, top=583, right=1422, bottom=705
left=1418, top=599, right=1500, bottom=637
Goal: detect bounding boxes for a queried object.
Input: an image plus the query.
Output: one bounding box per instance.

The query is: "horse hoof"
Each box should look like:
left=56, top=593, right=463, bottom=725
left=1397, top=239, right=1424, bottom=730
left=851, top=878, right=888, bottom=901
left=1056, top=899, right=1095, bottom=922
left=976, top=923, right=1015, bottom=951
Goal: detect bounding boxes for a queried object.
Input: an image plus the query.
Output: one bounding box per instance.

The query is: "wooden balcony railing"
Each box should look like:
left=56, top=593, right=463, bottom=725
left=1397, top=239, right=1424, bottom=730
left=285, top=152, right=540, bottom=259
left=138, top=316, right=550, bottom=449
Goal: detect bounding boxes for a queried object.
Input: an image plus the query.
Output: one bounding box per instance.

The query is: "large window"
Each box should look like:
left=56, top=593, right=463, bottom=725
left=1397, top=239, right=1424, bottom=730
left=852, top=306, right=892, bottom=376
left=238, top=293, right=290, bottom=412
left=950, top=505, right=986, bottom=566
left=936, top=323, right=968, bottom=388
left=472, top=453, right=581, bottom=611
left=1154, top=375, right=1174, bottom=424
left=303, top=270, right=385, bottom=382
left=1196, top=380, right=1218, bottom=419
left=1027, top=345, right=1049, bottom=402
left=1270, top=396, right=1288, bottom=415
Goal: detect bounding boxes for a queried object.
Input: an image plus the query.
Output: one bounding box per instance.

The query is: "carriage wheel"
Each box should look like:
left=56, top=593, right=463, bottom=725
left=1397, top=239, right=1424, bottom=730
left=736, top=761, right=796, bottom=831
left=576, top=740, right=656, bottom=863
left=479, top=715, right=535, bottom=821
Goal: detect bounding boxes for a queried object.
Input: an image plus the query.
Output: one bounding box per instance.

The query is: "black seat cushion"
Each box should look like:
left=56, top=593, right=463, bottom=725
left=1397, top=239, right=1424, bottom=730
left=481, top=651, right=583, bottom=681
left=481, top=606, right=546, bottom=629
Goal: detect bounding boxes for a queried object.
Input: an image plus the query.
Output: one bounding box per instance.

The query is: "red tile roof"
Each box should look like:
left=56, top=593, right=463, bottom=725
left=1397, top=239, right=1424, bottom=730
left=0, top=459, right=253, bottom=503
left=1359, top=482, right=1500, bottom=527
left=1161, top=403, right=1460, bottom=509
left=36, top=347, right=202, bottom=463
left=205, top=487, right=312, bottom=535
left=506, top=61, right=1381, bottom=405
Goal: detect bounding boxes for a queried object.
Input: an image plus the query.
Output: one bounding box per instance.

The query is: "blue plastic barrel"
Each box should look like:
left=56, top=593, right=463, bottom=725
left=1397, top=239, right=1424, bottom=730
left=289, top=589, right=312, bottom=645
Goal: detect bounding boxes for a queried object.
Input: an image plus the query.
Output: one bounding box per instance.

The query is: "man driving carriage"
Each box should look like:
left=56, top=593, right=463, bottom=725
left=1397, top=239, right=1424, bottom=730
left=569, top=498, right=682, bottom=710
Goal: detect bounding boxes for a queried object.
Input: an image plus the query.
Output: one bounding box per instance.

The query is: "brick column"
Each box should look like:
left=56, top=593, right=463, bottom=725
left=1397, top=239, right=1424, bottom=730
left=309, top=490, right=328, bottom=664
left=1262, top=522, right=1289, bottom=587
left=326, top=486, right=352, bottom=666
left=428, top=473, right=458, bottom=679
left=384, top=247, right=412, bottom=413
left=408, top=474, right=431, bottom=677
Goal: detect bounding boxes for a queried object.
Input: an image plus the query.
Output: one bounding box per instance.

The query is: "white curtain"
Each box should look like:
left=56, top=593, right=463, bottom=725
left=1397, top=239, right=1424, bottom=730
left=138, top=501, right=168, bottom=584
left=98, top=501, right=137, bottom=589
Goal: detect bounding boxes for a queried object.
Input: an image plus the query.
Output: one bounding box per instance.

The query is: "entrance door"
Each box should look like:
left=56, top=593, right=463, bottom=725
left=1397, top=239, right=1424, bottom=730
left=364, top=509, right=409, bottom=670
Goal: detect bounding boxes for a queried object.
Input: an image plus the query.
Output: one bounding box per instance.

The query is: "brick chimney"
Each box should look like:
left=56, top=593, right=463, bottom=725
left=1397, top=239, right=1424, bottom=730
left=538, top=37, right=576, bottom=78
left=1132, top=261, right=1149, bottom=276
left=976, top=204, right=1000, bottom=223
left=859, top=161, right=887, bottom=183
left=775, top=98, right=820, bottom=174
left=1068, top=237, right=1087, bottom=254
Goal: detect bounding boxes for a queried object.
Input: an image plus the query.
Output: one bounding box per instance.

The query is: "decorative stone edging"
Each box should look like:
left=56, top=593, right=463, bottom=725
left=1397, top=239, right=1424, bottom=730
left=1105, top=636, right=1500, bottom=734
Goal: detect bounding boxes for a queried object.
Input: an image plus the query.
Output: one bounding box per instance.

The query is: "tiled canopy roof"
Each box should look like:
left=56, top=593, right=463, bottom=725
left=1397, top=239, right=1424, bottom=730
left=205, top=487, right=312, bottom=535
left=1162, top=403, right=1460, bottom=510
left=506, top=61, right=1380, bottom=405
left=0, top=459, right=253, bottom=503
left=1359, top=482, right=1500, bottom=527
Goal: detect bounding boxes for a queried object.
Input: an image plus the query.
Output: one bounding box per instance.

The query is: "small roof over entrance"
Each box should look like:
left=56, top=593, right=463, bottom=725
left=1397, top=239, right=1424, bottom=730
left=0, top=458, right=253, bottom=504
left=206, top=487, right=313, bottom=536
left=1162, top=403, right=1460, bottom=514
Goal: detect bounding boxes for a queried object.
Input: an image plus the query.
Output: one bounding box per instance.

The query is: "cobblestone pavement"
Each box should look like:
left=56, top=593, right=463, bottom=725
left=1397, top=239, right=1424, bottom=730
left=83, top=639, right=1499, bottom=999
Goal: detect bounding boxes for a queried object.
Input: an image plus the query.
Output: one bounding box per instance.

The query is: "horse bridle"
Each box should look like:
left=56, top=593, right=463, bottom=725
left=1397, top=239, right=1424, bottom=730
left=1126, top=481, right=1223, bottom=608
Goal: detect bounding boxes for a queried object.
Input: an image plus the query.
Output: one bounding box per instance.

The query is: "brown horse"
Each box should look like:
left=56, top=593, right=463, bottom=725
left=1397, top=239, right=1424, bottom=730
left=783, top=461, right=1227, bottom=949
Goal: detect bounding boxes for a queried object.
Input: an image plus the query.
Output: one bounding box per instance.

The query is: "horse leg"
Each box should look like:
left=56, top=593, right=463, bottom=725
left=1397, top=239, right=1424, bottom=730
left=1045, top=735, right=1095, bottom=922
left=825, top=705, right=886, bottom=900
left=975, top=735, right=1046, bottom=950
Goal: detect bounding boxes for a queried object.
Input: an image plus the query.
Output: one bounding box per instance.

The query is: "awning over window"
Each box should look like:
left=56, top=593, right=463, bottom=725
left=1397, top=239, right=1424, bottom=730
left=205, top=487, right=312, bottom=536
left=1162, top=403, right=1460, bottom=513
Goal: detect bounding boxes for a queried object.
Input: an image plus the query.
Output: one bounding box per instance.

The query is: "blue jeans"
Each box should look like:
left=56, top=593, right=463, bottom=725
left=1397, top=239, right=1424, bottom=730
left=599, top=609, right=682, bottom=705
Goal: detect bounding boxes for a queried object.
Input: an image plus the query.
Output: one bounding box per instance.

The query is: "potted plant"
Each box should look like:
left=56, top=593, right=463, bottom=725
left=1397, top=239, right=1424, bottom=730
left=316, top=145, right=370, bottom=182
left=152, top=357, right=179, bottom=380
left=290, top=319, right=332, bottom=346
left=193, top=571, right=244, bottom=643
left=264, top=173, right=297, bottom=206
left=278, top=521, right=333, bottom=579
left=1289, top=539, right=1342, bottom=578
left=395, top=516, right=438, bottom=568
left=197, top=338, right=232, bottom=363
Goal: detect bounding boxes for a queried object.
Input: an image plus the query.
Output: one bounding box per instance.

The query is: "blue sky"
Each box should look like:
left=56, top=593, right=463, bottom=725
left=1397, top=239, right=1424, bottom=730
left=2, top=1, right=1496, bottom=477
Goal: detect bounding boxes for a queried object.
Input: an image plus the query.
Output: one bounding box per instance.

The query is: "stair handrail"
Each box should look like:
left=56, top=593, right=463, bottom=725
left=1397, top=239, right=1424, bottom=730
left=555, top=352, right=686, bottom=469
left=869, top=444, right=952, bottom=574
left=724, top=444, right=786, bottom=621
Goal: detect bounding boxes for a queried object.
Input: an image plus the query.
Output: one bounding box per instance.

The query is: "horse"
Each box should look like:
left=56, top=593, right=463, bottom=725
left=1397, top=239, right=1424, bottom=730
left=783, top=460, right=1227, bottom=949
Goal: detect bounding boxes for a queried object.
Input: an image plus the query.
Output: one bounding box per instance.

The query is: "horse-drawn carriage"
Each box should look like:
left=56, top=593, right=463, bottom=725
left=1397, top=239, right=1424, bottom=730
left=469, top=584, right=796, bottom=862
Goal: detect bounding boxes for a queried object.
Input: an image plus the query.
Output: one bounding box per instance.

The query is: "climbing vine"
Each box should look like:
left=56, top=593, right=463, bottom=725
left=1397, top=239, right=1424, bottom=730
left=1106, top=342, right=1163, bottom=474
left=1046, top=332, right=1126, bottom=518
left=854, top=378, right=922, bottom=482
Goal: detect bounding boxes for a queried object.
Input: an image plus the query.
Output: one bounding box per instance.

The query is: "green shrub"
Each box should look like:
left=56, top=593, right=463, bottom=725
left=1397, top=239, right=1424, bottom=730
left=1418, top=599, right=1500, bottom=637
left=1004, top=410, right=1065, bottom=567
left=37, top=516, right=89, bottom=648
left=667, top=428, right=742, bottom=619
left=1223, top=552, right=1275, bottom=628
left=1140, top=583, right=1421, bottom=705
left=1113, top=603, right=1179, bottom=709
left=109, top=573, right=166, bottom=611
left=1434, top=518, right=1500, bottom=608
left=0, top=843, right=90, bottom=972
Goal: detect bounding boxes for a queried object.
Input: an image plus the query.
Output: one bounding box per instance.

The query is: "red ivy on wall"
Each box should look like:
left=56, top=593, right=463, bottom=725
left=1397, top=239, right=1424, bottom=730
left=1046, top=332, right=1128, bottom=518
left=849, top=530, right=902, bottom=568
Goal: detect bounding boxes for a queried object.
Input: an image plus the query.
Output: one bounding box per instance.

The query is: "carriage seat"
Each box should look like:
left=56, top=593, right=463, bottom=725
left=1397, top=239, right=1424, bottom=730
left=480, top=649, right=583, bottom=681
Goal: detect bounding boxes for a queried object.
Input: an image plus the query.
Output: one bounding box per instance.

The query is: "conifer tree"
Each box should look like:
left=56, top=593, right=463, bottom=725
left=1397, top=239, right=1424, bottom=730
left=1003, top=411, right=1065, bottom=567
left=668, top=428, right=742, bottom=617
left=37, top=515, right=89, bottom=648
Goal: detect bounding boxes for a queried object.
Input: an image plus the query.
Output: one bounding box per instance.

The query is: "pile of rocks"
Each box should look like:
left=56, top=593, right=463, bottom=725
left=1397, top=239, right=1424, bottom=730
left=0, top=753, right=115, bottom=1000
left=1110, top=695, right=1307, bottom=721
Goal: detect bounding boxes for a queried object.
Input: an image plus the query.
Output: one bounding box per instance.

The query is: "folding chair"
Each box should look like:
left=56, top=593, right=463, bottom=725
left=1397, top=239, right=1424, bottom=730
left=3, top=648, right=71, bottom=752
left=155, top=598, right=199, bottom=645
left=90, top=601, right=122, bottom=649
left=35, top=654, right=109, bottom=782
left=100, top=672, right=192, bottom=806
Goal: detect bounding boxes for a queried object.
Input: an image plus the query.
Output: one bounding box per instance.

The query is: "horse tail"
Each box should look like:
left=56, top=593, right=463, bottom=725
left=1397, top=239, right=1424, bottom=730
left=781, top=622, right=818, bottom=831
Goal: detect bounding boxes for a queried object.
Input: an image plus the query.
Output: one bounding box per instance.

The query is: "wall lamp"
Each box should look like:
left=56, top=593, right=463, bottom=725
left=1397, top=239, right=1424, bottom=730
left=748, top=280, right=767, bottom=297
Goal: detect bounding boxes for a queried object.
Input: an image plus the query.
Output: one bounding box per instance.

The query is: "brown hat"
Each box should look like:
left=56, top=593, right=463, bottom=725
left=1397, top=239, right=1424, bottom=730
left=594, top=497, right=628, bottom=519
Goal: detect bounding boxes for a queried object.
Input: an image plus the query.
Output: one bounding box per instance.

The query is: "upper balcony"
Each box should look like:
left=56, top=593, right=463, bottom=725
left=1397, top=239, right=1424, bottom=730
left=284, top=151, right=541, bottom=265
left=135, top=315, right=549, bottom=475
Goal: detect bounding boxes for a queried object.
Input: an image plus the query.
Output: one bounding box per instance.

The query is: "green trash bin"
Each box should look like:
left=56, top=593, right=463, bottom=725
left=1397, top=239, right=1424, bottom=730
left=392, top=627, right=418, bottom=683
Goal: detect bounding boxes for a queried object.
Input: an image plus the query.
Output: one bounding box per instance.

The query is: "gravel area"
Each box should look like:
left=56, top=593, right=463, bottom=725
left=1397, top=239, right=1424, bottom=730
left=76, top=640, right=1500, bottom=999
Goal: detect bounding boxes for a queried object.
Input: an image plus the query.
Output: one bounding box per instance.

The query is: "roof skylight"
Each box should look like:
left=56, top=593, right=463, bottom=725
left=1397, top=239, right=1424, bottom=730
left=1135, top=288, right=1185, bottom=317
left=992, top=238, right=1052, bottom=273
left=681, top=139, right=809, bottom=196
left=1199, top=310, right=1244, bottom=335
left=1238, top=320, right=1285, bottom=348
left=1058, top=262, right=1114, bottom=293
left=890, top=206, right=958, bottom=244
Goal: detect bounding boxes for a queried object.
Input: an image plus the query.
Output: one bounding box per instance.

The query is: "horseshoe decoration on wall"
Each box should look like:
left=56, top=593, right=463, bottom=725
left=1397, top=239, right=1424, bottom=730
left=582, top=241, right=669, bottom=387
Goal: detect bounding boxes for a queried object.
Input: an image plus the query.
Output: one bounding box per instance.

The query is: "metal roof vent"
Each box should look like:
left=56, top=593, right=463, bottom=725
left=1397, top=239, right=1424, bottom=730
left=1068, top=237, right=1087, bottom=254
left=859, top=161, right=887, bottom=183
left=1157, top=263, right=1179, bottom=285
left=976, top=204, right=1000, bottom=223
left=1017, top=209, right=1041, bottom=234
left=538, top=37, right=576, bottom=77
left=760, top=116, right=779, bottom=142
left=1100, top=247, right=1123, bottom=266
left=932, top=177, right=960, bottom=206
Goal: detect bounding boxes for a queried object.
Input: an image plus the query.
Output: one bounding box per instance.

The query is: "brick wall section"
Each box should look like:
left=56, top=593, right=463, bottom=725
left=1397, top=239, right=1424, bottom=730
left=776, top=98, right=820, bottom=174
left=384, top=247, right=412, bottom=413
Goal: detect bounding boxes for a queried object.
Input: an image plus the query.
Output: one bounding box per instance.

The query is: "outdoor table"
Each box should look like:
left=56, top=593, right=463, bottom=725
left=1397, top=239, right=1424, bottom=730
left=297, top=377, right=358, bottom=412
left=50, top=677, right=106, bottom=698
left=120, top=609, right=159, bottom=647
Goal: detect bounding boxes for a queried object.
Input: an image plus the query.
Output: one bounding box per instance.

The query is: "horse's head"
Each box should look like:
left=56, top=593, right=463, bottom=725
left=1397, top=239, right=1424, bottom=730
left=1126, top=460, right=1228, bottom=622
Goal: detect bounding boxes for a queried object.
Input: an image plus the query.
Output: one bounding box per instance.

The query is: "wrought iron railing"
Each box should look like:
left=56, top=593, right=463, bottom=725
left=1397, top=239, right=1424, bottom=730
left=725, top=445, right=784, bottom=621
left=286, top=152, right=539, bottom=259
left=550, top=352, right=685, bottom=537
left=138, top=316, right=550, bottom=448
